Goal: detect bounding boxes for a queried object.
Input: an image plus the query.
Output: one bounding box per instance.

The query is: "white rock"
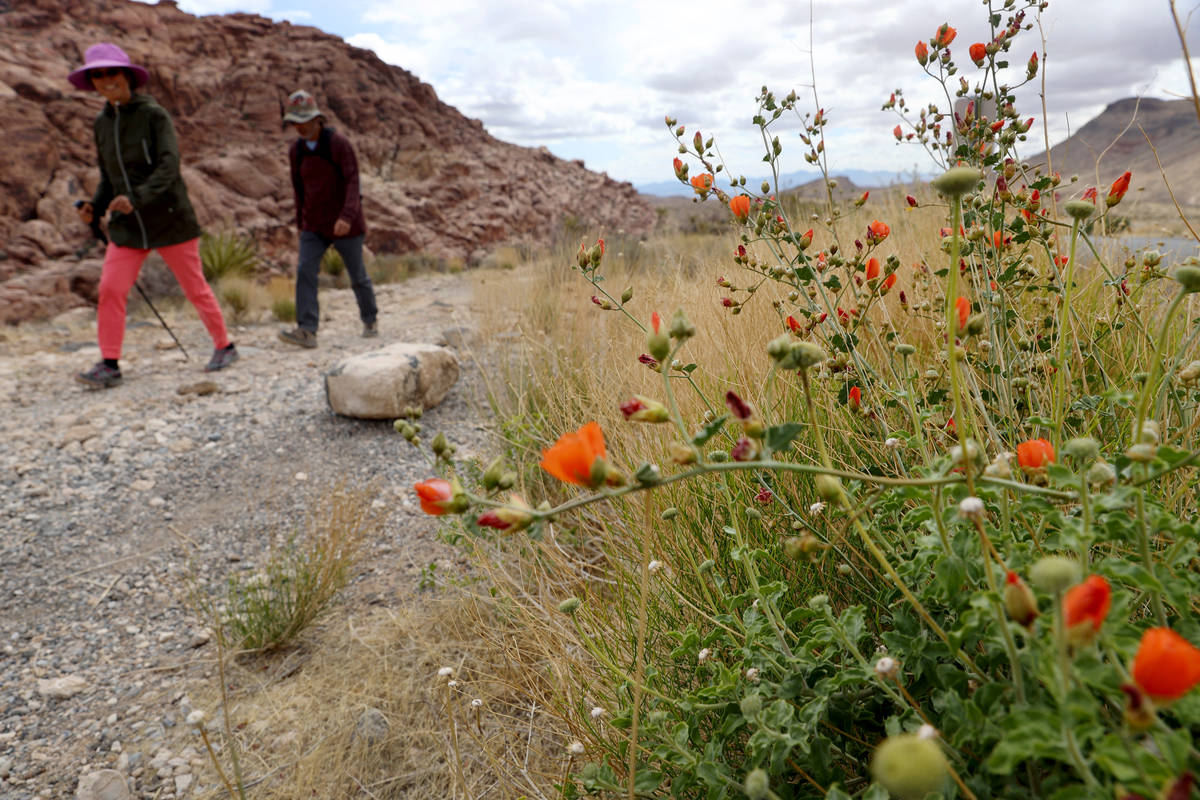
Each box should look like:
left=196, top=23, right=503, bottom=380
left=75, top=768, right=133, bottom=800
left=324, top=342, right=459, bottom=419
left=129, top=479, right=155, bottom=492
left=37, top=674, right=89, bottom=698
left=175, top=773, right=194, bottom=794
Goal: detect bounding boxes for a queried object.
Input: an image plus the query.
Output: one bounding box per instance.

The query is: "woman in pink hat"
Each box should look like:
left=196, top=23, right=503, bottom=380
left=70, top=43, right=237, bottom=388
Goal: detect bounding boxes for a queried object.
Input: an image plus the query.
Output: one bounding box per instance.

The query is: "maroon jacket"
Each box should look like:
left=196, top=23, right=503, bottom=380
left=288, top=125, right=366, bottom=239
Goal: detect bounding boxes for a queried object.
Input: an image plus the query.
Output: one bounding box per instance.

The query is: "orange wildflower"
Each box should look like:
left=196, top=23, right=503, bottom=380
left=954, top=296, right=970, bottom=332
left=1016, top=438, right=1055, bottom=469
left=934, top=23, right=957, bottom=47
left=915, top=40, right=929, bottom=65
left=690, top=173, right=713, bottom=194
left=893, top=124, right=903, bottom=141
left=785, top=315, right=802, bottom=334
left=969, top=42, right=987, bottom=64
left=540, top=421, right=608, bottom=487
left=1107, top=171, right=1132, bottom=207
left=414, top=478, right=454, bottom=516
left=881, top=273, right=897, bottom=293
left=730, top=194, right=751, bottom=221
left=1063, top=574, right=1111, bottom=643
left=1132, top=627, right=1200, bottom=702
left=866, top=219, right=890, bottom=243
left=848, top=385, right=861, bottom=411
left=865, top=257, right=880, bottom=280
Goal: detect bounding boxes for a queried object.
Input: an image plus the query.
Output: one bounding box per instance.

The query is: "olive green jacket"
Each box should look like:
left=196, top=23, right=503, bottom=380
left=90, top=93, right=202, bottom=249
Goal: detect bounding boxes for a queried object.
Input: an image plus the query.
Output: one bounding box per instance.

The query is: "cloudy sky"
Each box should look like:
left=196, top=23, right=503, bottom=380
left=139, top=0, right=1200, bottom=189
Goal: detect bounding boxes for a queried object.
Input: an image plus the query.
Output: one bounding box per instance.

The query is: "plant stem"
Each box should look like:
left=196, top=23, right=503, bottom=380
left=1132, top=290, right=1188, bottom=446
left=627, top=494, right=652, bottom=800
left=1134, top=487, right=1168, bottom=626
left=944, top=196, right=976, bottom=496
left=1053, top=220, right=1081, bottom=448
left=971, top=517, right=1026, bottom=703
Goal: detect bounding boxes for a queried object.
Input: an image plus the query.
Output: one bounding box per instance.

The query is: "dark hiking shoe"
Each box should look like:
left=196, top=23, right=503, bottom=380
left=363, top=321, right=379, bottom=338
left=76, top=362, right=122, bottom=389
left=278, top=327, right=318, bottom=349
left=205, top=343, right=239, bottom=372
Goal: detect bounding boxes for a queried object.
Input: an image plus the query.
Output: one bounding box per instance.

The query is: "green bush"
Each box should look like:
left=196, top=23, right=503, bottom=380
left=200, top=231, right=258, bottom=281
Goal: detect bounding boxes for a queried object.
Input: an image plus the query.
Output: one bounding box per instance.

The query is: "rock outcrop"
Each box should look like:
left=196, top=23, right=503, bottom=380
left=0, top=0, right=655, bottom=323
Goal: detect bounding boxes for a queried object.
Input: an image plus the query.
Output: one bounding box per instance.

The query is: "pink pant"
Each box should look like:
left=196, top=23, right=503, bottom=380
left=97, top=237, right=230, bottom=360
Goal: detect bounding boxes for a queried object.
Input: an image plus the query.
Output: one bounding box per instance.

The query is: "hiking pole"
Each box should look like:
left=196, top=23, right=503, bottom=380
left=76, top=200, right=190, bottom=360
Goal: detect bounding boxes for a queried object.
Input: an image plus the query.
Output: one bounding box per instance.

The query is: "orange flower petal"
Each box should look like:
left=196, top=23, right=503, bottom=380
left=1133, top=627, right=1200, bottom=701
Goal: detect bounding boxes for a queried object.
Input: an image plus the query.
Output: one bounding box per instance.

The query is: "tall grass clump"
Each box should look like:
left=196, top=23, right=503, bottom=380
left=407, top=2, right=1200, bottom=798
left=201, top=230, right=259, bottom=281
left=218, top=486, right=381, bottom=653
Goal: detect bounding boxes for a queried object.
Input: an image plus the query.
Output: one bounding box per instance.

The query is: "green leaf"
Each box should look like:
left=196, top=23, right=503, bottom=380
left=986, top=708, right=1067, bottom=774
left=824, top=785, right=853, bottom=800
left=691, top=414, right=728, bottom=446
left=862, top=785, right=890, bottom=800
left=766, top=423, right=805, bottom=453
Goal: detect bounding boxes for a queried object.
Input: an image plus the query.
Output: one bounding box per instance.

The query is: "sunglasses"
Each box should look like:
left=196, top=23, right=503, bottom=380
left=89, top=68, right=125, bottom=79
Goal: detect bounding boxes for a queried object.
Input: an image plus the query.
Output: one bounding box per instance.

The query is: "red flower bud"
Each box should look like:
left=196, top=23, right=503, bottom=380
left=848, top=385, right=861, bottom=410
left=414, top=478, right=455, bottom=516
left=915, top=40, right=929, bottom=65
left=934, top=23, right=957, bottom=47
left=1003, top=571, right=1039, bottom=627
left=785, top=315, right=802, bottom=333
left=954, top=296, right=970, bottom=332
left=893, top=124, right=903, bottom=141
left=1107, top=171, right=1131, bottom=207
left=905, top=194, right=918, bottom=208
left=865, top=257, right=880, bottom=281
left=855, top=190, right=869, bottom=207
left=1063, top=574, right=1111, bottom=645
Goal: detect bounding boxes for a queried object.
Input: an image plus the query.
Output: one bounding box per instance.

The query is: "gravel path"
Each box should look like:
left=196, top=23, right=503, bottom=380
left=0, top=272, right=488, bottom=799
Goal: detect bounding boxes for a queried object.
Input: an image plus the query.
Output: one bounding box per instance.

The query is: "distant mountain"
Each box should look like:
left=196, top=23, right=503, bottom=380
left=636, top=168, right=917, bottom=198
left=1031, top=97, right=1200, bottom=207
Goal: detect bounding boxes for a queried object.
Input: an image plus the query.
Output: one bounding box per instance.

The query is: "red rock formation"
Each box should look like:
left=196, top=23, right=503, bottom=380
left=0, top=0, right=655, bottom=323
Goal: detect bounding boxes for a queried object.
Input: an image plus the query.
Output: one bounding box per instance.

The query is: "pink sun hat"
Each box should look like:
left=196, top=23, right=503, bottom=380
left=68, top=43, right=150, bottom=91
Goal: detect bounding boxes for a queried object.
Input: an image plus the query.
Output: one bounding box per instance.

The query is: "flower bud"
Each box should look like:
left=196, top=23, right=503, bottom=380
left=431, top=432, right=450, bottom=457
left=1064, top=199, right=1095, bottom=220
left=1063, top=437, right=1100, bottom=464
left=482, top=457, right=504, bottom=490
left=1086, top=460, right=1116, bottom=488
left=808, top=594, right=830, bottom=610
left=1173, top=265, right=1200, bottom=293
left=874, top=656, right=900, bottom=679
left=558, top=597, right=581, bottom=615
left=743, top=768, right=770, bottom=799
left=669, top=309, right=696, bottom=339
left=1030, top=555, right=1081, bottom=594
left=647, top=329, right=670, bottom=362
left=895, top=343, right=916, bottom=356
left=958, top=496, right=985, bottom=520
left=931, top=166, right=982, bottom=198
left=620, top=395, right=670, bottom=423
left=620, top=287, right=633, bottom=304
left=814, top=474, right=844, bottom=505
left=1003, top=571, right=1039, bottom=627
left=1126, top=443, right=1157, bottom=463
left=792, top=341, right=827, bottom=369
left=871, top=734, right=949, bottom=800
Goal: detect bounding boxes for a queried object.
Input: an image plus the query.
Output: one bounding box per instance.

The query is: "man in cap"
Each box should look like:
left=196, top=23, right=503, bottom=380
left=279, top=90, right=378, bottom=347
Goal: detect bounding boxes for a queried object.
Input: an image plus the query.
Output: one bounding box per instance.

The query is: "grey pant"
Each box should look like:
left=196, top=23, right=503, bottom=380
left=295, top=231, right=377, bottom=333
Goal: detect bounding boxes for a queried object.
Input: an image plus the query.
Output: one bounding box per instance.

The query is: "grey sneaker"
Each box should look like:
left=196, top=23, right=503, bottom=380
left=279, top=327, right=317, bottom=348
left=362, top=320, right=379, bottom=338
left=205, top=343, right=239, bottom=372
left=76, top=361, right=122, bottom=389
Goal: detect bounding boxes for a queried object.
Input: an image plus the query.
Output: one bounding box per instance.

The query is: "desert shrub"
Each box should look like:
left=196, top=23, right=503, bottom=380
left=265, top=275, right=296, bottom=322
left=406, top=1, right=1200, bottom=798
left=220, top=487, right=380, bottom=652
left=200, top=231, right=258, bottom=281
left=321, top=247, right=345, bottom=277
left=215, top=275, right=258, bottom=322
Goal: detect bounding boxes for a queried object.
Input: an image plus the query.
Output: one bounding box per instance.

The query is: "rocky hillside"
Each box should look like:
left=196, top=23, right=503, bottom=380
left=0, top=0, right=655, bottom=324
left=1035, top=97, right=1200, bottom=207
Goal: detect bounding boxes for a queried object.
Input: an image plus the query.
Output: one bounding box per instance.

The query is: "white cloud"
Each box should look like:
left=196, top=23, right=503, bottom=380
left=137, top=0, right=1200, bottom=185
